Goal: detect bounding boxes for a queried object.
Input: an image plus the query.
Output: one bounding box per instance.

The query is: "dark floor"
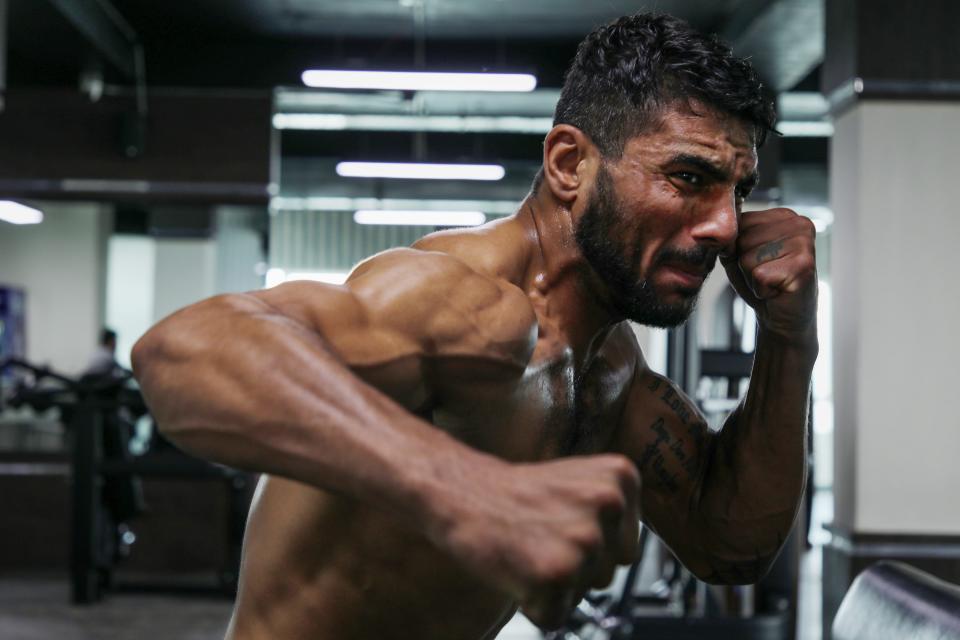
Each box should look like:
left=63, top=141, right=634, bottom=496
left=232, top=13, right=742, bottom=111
left=0, top=491, right=833, bottom=639
left=0, top=552, right=824, bottom=640
left=0, top=576, right=233, bottom=640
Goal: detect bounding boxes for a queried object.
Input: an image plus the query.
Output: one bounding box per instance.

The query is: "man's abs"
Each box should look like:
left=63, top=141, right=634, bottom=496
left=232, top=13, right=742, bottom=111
left=226, top=476, right=517, bottom=640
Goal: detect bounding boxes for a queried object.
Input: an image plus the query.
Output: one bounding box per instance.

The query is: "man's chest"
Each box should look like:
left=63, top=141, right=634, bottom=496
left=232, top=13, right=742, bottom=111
left=429, top=328, right=636, bottom=461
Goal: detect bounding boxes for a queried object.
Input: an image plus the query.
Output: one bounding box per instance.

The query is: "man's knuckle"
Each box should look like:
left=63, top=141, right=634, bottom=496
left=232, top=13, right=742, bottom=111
left=572, top=525, right=603, bottom=551
left=796, top=254, right=816, bottom=274
left=608, top=455, right=638, bottom=480
left=796, top=215, right=817, bottom=235
left=532, top=553, right=579, bottom=586
left=593, top=486, right=625, bottom=513
left=751, top=263, right=771, bottom=282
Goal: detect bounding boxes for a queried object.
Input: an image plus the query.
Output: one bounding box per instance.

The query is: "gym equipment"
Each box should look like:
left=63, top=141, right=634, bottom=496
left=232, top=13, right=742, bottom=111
left=832, top=561, right=960, bottom=640
left=544, top=523, right=792, bottom=640
left=0, top=358, right=249, bottom=604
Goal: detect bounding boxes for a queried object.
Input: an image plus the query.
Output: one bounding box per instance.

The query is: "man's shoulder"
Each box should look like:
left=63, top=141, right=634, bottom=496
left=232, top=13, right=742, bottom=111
left=604, top=323, right=644, bottom=362
left=348, top=247, right=538, bottom=370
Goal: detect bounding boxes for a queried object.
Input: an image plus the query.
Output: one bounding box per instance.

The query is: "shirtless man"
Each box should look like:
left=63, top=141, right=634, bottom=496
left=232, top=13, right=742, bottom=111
left=132, top=13, right=818, bottom=639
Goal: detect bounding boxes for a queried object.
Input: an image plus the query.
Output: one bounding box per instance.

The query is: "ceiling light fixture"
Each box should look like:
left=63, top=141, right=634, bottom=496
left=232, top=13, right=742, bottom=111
left=336, top=162, right=505, bottom=181
left=354, top=210, right=486, bottom=227
left=270, top=196, right=518, bottom=215
left=0, top=201, right=44, bottom=225
left=272, top=113, right=554, bottom=134
left=776, top=121, right=835, bottom=137
left=301, top=70, right=537, bottom=93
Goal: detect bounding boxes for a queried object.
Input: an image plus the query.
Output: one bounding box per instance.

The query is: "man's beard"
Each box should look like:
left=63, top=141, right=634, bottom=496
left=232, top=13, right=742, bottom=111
left=574, top=166, right=712, bottom=328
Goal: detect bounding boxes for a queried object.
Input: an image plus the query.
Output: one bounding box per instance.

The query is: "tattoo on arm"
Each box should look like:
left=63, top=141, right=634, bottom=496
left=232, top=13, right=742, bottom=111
left=635, top=383, right=711, bottom=494
left=637, top=418, right=681, bottom=493
left=660, top=385, right=709, bottom=452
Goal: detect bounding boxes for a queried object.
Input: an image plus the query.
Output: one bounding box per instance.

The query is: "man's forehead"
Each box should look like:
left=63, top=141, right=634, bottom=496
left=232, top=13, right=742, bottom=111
left=625, top=103, right=759, bottom=170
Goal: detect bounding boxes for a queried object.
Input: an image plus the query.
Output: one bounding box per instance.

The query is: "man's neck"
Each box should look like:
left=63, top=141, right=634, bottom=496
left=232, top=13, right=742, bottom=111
left=519, top=193, right=623, bottom=369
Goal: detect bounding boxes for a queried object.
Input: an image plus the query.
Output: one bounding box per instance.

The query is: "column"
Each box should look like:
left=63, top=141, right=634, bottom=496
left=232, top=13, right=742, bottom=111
left=823, top=1, right=960, bottom=636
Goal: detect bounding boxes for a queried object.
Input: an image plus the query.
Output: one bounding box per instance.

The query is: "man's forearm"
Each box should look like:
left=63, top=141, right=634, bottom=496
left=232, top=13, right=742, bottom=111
left=695, top=329, right=817, bottom=581
left=132, top=293, right=488, bottom=539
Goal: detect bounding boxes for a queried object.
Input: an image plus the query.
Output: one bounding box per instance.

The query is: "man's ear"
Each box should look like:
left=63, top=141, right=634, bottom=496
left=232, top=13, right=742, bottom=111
left=542, top=125, right=596, bottom=204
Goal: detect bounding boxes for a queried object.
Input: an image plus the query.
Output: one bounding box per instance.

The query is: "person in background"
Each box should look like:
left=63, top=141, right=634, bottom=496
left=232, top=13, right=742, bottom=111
left=83, top=328, right=123, bottom=378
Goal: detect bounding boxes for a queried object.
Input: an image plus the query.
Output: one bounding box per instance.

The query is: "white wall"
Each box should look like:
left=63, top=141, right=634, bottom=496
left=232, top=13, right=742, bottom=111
left=831, top=105, right=861, bottom=531
left=0, top=205, right=111, bottom=374
left=152, top=239, right=218, bottom=324
left=105, top=236, right=157, bottom=369
left=215, top=206, right=265, bottom=294
left=0, top=206, right=262, bottom=373
left=104, top=209, right=266, bottom=366
left=832, top=101, right=960, bottom=534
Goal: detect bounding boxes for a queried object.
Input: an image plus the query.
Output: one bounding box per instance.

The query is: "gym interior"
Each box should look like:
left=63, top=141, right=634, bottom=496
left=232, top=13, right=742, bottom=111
left=1, top=1, right=958, bottom=639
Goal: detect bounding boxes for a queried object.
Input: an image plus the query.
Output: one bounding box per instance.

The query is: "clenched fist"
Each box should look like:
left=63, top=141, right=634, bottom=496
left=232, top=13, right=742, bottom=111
left=721, top=208, right=818, bottom=343
left=431, top=453, right=641, bottom=629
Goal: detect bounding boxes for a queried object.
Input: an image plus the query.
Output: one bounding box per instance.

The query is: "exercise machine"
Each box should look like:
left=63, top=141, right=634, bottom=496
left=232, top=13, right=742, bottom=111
left=1, top=358, right=250, bottom=604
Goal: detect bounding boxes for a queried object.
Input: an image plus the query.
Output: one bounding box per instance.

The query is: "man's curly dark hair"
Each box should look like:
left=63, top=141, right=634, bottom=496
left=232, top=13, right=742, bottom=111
left=537, top=12, right=775, bottom=189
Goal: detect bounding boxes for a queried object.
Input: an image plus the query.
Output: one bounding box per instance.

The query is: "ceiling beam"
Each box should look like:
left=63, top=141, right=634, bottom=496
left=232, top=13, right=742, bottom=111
left=45, top=0, right=137, bottom=78
left=723, top=0, right=824, bottom=93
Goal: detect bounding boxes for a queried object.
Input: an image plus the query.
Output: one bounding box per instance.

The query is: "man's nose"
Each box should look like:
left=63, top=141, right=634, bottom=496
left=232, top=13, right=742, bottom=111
left=690, top=191, right=738, bottom=253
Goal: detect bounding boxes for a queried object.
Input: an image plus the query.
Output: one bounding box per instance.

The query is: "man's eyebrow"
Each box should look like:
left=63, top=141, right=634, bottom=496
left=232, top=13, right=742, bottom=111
left=669, top=153, right=759, bottom=191
left=668, top=153, right=730, bottom=182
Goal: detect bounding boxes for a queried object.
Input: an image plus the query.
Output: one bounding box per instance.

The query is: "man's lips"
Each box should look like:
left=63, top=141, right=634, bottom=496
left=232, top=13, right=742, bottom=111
left=657, top=263, right=709, bottom=287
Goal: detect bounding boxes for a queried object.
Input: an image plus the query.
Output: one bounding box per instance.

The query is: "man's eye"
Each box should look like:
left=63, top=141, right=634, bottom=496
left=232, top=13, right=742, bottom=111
left=675, top=172, right=702, bottom=186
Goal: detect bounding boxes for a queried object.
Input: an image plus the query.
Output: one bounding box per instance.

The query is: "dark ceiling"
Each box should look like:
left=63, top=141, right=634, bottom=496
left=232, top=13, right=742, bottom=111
left=6, top=0, right=821, bottom=91
left=109, top=0, right=744, bottom=39
left=0, top=0, right=827, bottom=206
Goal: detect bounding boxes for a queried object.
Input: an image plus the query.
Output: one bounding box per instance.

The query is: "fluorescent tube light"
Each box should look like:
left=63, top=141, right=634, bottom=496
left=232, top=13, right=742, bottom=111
left=270, top=197, right=518, bottom=215
left=272, top=113, right=554, bottom=134
left=336, top=162, right=505, bottom=181
left=776, top=121, right=835, bottom=137
left=301, top=70, right=537, bottom=93
left=354, top=210, right=486, bottom=227
left=0, top=201, right=44, bottom=225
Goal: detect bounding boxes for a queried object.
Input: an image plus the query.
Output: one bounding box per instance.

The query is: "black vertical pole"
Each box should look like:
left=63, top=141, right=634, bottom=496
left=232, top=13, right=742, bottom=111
left=221, top=472, right=248, bottom=596
left=71, top=395, right=102, bottom=604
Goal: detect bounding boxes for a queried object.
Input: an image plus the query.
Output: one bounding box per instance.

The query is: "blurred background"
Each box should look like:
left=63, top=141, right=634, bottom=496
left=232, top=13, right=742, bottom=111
left=0, top=1, right=957, bottom=639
